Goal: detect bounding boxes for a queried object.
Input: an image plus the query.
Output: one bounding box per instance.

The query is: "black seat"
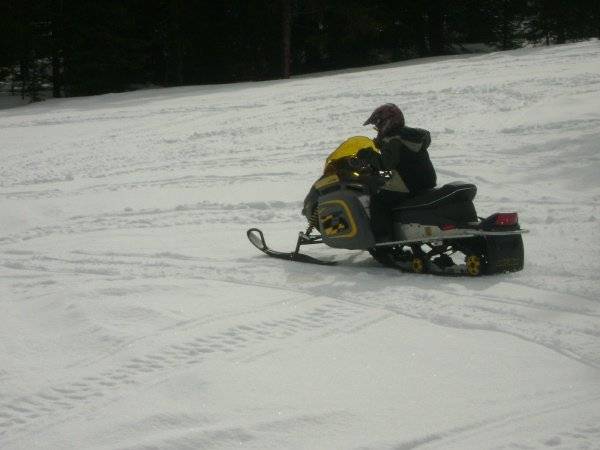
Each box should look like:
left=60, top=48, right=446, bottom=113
left=392, top=182, right=477, bottom=210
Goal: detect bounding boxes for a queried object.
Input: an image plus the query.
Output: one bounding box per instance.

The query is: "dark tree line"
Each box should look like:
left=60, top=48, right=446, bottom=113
left=1, top=0, right=598, bottom=101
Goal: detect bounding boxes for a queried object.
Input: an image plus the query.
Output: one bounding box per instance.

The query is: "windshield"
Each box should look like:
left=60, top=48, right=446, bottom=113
left=323, top=136, right=379, bottom=175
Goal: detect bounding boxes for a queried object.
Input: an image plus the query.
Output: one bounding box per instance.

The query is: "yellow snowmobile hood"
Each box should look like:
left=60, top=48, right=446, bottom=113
left=323, top=136, right=379, bottom=174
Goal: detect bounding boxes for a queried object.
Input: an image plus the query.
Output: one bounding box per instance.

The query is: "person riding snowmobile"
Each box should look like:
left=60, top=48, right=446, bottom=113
left=302, top=103, right=437, bottom=241
left=360, top=103, right=437, bottom=240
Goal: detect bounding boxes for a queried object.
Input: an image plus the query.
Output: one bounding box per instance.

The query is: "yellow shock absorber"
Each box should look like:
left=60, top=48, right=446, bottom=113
left=309, top=209, right=319, bottom=228
left=305, top=209, right=319, bottom=235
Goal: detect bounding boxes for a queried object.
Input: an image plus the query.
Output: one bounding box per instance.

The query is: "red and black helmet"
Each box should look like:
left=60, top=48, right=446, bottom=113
left=363, top=103, right=405, bottom=136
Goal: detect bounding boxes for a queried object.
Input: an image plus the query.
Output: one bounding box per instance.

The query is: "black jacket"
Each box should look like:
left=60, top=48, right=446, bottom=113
left=367, top=125, right=436, bottom=194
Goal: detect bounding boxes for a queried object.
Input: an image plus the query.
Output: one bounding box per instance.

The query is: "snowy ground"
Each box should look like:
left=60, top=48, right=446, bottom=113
left=1, top=41, right=600, bottom=449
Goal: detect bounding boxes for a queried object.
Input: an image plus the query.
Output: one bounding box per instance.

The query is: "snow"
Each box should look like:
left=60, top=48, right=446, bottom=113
left=1, top=41, right=600, bottom=449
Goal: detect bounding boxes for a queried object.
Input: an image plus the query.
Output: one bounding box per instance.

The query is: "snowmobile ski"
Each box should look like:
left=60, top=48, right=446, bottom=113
left=247, top=228, right=337, bottom=266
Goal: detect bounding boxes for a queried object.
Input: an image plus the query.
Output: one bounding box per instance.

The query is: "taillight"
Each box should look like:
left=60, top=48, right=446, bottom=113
left=440, top=223, right=456, bottom=231
left=495, top=212, right=518, bottom=226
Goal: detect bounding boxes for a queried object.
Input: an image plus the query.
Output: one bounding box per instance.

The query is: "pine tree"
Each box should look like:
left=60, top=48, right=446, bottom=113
left=282, top=0, right=292, bottom=78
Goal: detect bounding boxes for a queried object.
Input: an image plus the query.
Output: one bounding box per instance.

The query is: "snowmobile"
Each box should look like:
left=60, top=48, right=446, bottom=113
left=247, top=136, right=527, bottom=276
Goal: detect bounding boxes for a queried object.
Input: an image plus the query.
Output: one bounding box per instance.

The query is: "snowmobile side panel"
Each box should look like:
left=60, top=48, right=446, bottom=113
left=374, top=228, right=528, bottom=247
left=394, top=200, right=478, bottom=226
left=317, top=190, right=375, bottom=250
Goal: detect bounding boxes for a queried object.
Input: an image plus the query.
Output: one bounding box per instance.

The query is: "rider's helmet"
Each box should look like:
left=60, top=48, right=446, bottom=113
left=363, top=103, right=405, bottom=136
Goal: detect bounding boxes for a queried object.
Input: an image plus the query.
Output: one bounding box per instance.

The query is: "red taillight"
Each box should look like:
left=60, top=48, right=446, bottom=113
left=495, top=212, right=518, bottom=226
left=440, top=223, right=456, bottom=231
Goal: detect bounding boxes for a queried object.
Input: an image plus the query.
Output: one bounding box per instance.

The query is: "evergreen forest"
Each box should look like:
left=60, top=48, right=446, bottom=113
left=1, top=0, right=598, bottom=100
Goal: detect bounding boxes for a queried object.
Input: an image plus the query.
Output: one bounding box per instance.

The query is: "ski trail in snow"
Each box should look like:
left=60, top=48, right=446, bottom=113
left=0, top=287, right=376, bottom=440
left=0, top=201, right=301, bottom=245
left=396, top=392, right=600, bottom=450
left=3, top=243, right=600, bottom=370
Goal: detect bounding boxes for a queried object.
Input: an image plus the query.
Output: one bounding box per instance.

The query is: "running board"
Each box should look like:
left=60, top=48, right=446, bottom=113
left=375, top=229, right=529, bottom=247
